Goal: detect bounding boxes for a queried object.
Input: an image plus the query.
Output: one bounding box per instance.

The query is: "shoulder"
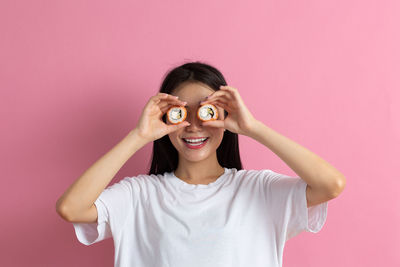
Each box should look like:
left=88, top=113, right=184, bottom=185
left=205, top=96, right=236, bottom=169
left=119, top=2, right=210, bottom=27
left=234, top=168, right=273, bottom=180
left=230, top=168, right=277, bottom=186
left=109, top=173, right=166, bottom=192
left=122, top=173, right=166, bottom=187
left=109, top=173, right=167, bottom=201
left=233, top=168, right=299, bottom=185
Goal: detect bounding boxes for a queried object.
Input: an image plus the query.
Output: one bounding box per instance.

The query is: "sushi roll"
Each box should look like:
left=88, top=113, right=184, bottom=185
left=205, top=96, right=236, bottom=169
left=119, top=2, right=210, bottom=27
left=167, top=106, right=187, bottom=124
left=197, top=104, right=218, bottom=122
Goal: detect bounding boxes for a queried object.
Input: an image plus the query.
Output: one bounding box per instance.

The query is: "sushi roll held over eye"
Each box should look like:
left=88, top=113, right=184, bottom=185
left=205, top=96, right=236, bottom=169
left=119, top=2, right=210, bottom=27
left=167, top=106, right=187, bottom=124
left=197, top=104, right=218, bottom=122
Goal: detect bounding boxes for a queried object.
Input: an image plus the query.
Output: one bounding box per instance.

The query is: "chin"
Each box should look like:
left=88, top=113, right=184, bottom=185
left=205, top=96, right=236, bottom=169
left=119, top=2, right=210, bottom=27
left=173, top=138, right=218, bottom=162
left=180, top=152, right=212, bottom=163
left=177, top=146, right=213, bottom=162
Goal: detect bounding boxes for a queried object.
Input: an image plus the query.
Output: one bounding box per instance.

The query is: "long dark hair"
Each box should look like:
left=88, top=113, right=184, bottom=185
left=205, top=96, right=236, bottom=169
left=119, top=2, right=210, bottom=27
left=148, top=61, right=243, bottom=175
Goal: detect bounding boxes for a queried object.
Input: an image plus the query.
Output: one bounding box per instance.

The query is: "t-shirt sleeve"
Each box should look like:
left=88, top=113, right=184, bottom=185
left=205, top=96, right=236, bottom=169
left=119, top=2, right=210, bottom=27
left=263, top=170, right=328, bottom=242
left=72, top=177, right=137, bottom=246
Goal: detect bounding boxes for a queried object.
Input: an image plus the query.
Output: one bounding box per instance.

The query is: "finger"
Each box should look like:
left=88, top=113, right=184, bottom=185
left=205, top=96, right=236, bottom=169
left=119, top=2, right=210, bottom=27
left=152, top=93, right=168, bottom=101
left=159, top=102, right=188, bottom=117
left=159, top=99, right=186, bottom=110
left=210, top=91, right=233, bottom=102
left=220, top=85, right=238, bottom=92
left=160, top=105, right=170, bottom=114
left=201, top=119, right=225, bottom=128
left=202, top=94, right=231, bottom=105
left=163, top=98, right=187, bottom=106
left=152, top=97, right=186, bottom=114
left=212, top=100, right=231, bottom=112
left=156, top=92, right=177, bottom=99
left=146, top=94, right=166, bottom=108
left=219, top=86, right=243, bottom=104
left=152, top=93, right=182, bottom=103
left=204, top=100, right=231, bottom=112
left=160, top=104, right=179, bottom=115
left=202, top=98, right=229, bottom=110
left=206, top=89, right=234, bottom=101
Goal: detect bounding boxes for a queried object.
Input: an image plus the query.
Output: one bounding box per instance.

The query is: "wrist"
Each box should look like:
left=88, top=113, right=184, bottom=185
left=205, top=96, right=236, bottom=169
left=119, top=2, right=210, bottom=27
left=245, top=119, right=264, bottom=138
left=129, top=128, right=151, bottom=147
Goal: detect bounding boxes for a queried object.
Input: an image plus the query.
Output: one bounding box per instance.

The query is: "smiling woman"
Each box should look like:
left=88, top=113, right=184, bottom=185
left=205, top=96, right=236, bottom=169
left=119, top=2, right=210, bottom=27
left=164, top=82, right=227, bottom=180
left=57, top=61, right=337, bottom=267
left=149, top=63, right=242, bottom=180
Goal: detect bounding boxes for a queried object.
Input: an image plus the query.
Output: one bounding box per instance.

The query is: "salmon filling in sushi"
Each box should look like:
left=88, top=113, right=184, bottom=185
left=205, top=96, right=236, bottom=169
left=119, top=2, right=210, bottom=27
left=167, top=106, right=187, bottom=124
left=197, top=104, right=218, bottom=121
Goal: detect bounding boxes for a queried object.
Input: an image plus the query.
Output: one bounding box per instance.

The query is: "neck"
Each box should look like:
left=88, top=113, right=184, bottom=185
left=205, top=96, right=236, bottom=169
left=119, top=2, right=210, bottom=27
left=174, top=153, right=225, bottom=184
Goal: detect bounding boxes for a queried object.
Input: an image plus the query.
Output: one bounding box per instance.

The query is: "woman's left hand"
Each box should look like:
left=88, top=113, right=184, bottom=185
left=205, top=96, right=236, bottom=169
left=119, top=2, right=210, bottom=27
left=200, top=85, right=259, bottom=136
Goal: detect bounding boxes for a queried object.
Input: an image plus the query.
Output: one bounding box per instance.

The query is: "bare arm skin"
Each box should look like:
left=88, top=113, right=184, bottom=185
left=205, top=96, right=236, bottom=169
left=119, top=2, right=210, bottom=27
left=55, top=129, right=147, bottom=223
left=56, top=93, right=188, bottom=223
left=247, top=121, right=346, bottom=208
left=202, top=85, right=346, bottom=208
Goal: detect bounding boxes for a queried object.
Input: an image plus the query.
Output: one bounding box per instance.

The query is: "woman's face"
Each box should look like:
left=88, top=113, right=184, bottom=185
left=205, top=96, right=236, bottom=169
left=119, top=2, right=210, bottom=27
left=166, top=82, right=225, bottom=163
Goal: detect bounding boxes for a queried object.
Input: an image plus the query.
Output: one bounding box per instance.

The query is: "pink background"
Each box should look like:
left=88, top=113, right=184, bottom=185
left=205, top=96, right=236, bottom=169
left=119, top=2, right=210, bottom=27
left=1, top=0, right=399, bottom=266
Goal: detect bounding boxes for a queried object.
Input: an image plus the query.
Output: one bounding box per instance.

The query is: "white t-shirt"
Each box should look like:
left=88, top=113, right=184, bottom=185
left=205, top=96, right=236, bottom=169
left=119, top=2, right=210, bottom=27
left=72, top=168, right=328, bottom=267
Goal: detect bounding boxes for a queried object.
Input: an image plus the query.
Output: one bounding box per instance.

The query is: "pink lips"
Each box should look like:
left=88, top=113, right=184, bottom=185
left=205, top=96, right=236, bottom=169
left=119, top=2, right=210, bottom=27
left=182, top=137, right=209, bottom=149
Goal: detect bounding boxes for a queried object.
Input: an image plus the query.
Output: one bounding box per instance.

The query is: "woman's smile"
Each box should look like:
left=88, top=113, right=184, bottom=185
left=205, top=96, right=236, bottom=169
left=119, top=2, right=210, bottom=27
left=182, top=137, right=209, bottom=149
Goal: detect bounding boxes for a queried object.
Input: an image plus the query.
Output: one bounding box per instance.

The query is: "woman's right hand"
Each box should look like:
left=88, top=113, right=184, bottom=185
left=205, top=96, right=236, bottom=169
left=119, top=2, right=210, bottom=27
left=134, top=93, right=190, bottom=143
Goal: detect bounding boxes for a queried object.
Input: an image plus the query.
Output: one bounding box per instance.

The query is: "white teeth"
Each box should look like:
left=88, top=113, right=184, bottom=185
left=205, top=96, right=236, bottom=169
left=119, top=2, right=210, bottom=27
left=183, top=137, right=207, bottom=143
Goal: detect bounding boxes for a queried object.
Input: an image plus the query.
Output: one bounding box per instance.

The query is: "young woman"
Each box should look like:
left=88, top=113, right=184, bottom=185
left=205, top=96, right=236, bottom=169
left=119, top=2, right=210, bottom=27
left=56, top=61, right=346, bottom=267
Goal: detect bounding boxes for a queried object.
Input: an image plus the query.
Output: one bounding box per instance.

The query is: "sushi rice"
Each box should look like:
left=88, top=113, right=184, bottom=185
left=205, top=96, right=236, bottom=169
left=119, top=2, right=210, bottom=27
left=167, top=106, right=187, bottom=124
left=197, top=104, right=218, bottom=121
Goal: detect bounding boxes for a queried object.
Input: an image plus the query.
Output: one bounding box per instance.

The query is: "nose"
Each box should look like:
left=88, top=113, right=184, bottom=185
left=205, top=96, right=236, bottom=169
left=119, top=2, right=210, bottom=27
left=185, top=108, right=202, bottom=132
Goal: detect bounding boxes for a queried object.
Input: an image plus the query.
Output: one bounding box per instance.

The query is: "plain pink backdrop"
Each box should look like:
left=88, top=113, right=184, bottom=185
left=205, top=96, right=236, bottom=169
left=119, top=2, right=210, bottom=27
left=1, top=0, right=399, bottom=266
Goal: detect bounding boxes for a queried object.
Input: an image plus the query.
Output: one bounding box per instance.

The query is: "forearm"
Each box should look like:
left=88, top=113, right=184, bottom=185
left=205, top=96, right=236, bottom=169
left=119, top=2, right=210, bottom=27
left=56, top=128, right=147, bottom=217
left=247, top=120, right=346, bottom=196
